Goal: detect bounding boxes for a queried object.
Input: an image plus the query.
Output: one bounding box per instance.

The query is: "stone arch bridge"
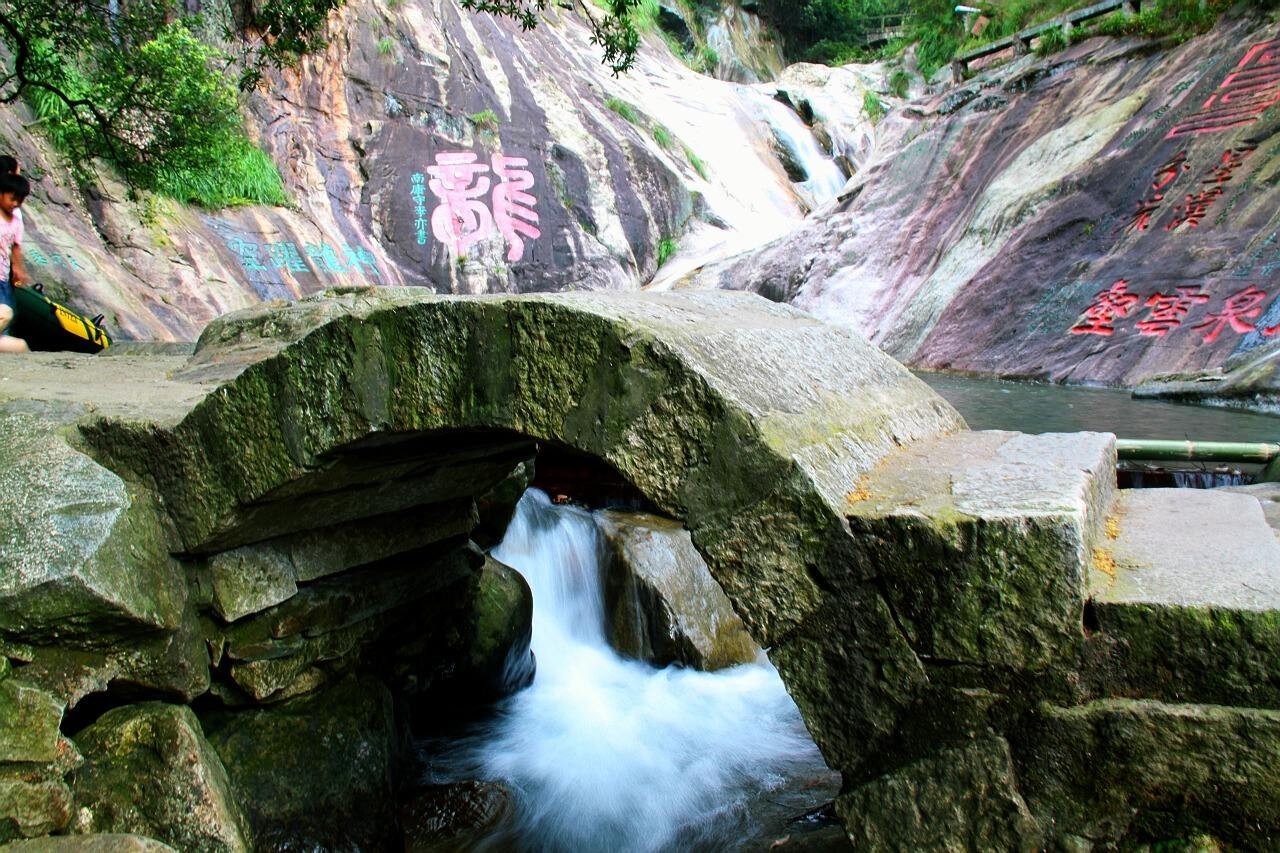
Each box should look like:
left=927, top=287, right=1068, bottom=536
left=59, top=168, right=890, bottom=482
left=2, top=290, right=1278, bottom=849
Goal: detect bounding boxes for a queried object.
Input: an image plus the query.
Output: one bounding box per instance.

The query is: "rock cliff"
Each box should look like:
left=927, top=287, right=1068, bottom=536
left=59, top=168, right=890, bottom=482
left=0, top=1, right=819, bottom=341
left=694, top=10, right=1280, bottom=394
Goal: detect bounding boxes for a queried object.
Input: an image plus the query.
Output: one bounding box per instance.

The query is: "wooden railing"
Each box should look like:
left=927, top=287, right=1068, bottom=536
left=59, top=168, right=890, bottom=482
left=951, top=0, right=1141, bottom=76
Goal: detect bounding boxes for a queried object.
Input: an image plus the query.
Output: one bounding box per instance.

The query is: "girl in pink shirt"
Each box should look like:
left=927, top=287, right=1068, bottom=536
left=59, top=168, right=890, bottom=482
left=0, top=172, right=30, bottom=353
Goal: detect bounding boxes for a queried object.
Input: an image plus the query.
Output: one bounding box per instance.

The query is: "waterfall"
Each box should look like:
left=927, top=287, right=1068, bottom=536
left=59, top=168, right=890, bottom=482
left=427, top=489, right=829, bottom=851
left=744, top=90, right=849, bottom=210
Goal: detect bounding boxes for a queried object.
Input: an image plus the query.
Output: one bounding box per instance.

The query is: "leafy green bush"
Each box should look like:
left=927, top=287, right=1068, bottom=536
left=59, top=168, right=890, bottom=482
left=26, top=24, right=288, bottom=207
left=862, top=90, right=886, bottom=124
left=153, top=138, right=288, bottom=208
left=606, top=96, right=642, bottom=125
left=888, top=68, right=911, bottom=98
left=696, top=45, right=720, bottom=73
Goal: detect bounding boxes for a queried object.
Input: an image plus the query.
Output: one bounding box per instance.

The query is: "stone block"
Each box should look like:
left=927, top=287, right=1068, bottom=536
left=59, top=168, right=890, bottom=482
left=1015, top=699, right=1280, bottom=847
left=0, top=411, right=187, bottom=644
left=846, top=430, right=1115, bottom=673
left=0, top=836, right=177, bottom=852
left=1090, top=489, right=1280, bottom=708
left=837, top=736, right=1039, bottom=852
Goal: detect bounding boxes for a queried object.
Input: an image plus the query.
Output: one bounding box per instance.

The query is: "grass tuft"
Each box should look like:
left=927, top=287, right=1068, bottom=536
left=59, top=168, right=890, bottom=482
left=605, top=96, right=642, bottom=125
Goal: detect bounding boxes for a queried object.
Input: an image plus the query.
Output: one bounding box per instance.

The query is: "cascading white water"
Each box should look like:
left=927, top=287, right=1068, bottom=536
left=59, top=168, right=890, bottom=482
left=430, top=489, right=831, bottom=851
left=744, top=90, right=849, bottom=210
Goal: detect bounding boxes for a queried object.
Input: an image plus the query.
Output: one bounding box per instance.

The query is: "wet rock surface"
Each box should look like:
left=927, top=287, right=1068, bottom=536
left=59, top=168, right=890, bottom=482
left=598, top=509, right=759, bottom=670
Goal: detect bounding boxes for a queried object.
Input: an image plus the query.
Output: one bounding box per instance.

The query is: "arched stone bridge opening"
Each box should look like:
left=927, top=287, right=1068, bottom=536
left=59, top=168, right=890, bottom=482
left=83, top=290, right=966, bottom=769
left=5, top=289, right=1279, bottom=850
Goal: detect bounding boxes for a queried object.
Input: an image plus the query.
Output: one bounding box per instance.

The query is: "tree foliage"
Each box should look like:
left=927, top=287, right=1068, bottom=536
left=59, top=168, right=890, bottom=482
left=0, top=0, right=319, bottom=204
left=459, top=0, right=644, bottom=74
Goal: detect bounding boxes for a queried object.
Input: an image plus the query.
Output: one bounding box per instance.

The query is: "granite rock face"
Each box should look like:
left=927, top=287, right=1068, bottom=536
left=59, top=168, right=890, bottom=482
left=0, top=1, right=810, bottom=343
left=695, top=15, right=1280, bottom=394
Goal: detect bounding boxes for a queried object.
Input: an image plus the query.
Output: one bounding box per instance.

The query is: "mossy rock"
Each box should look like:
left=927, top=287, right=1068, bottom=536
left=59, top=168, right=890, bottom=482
left=202, top=675, right=398, bottom=851
left=69, top=703, right=250, bottom=852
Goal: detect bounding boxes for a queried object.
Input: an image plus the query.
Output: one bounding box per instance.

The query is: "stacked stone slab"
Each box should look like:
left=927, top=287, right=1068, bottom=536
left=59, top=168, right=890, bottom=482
left=1, top=289, right=1278, bottom=849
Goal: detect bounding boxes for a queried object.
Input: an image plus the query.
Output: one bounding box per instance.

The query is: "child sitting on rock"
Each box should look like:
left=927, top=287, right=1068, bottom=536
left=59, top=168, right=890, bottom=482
left=0, top=172, right=31, bottom=353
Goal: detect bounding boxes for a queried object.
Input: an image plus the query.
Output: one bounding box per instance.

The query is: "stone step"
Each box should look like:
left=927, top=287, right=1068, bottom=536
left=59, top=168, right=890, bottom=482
left=844, top=429, right=1116, bottom=672
left=1090, top=488, right=1280, bottom=708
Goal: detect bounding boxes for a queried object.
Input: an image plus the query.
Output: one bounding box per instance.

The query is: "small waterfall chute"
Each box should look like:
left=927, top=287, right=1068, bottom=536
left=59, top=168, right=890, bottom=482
left=427, top=489, right=834, bottom=851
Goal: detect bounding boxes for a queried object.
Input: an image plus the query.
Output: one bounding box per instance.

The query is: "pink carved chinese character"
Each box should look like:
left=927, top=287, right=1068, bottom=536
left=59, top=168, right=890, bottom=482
left=1135, top=287, right=1210, bottom=337
left=428, top=151, right=493, bottom=255
left=1070, top=280, right=1140, bottom=336
left=1193, top=285, right=1268, bottom=343
left=492, top=155, right=541, bottom=262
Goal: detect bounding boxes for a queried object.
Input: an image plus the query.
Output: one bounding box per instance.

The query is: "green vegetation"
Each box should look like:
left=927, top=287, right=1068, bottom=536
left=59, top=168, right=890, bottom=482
left=657, top=236, right=678, bottom=266
left=606, top=96, right=642, bottom=125
left=863, top=90, right=887, bottom=124
left=698, top=45, right=720, bottom=73
left=683, top=145, right=710, bottom=181
left=888, top=68, right=911, bottom=98
left=1034, top=24, right=1068, bottom=55
left=470, top=109, right=501, bottom=131
left=0, top=0, right=345, bottom=207
left=17, top=22, right=288, bottom=207
left=377, top=36, right=397, bottom=57
left=464, top=0, right=646, bottom=74
left=653, top=124, right=673, bottom=148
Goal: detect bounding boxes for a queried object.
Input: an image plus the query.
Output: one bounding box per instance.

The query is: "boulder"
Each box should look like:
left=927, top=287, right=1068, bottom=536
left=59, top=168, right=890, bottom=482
left=0, top=680, right=66, bottom=764
left=597, top=510, right=759, bottom=670
left=0, top=410, right=187, bottom=644
left=69, top=703, right=251, bottom=852
left=380, top=555, right=535, bottom=710
left=400, top=781, right=512, bottom=851
left=202, top=675, right=398, bottom=852
left=0, top=772, right=73, bottom=842
left=218, top=542, right=479, bottom=702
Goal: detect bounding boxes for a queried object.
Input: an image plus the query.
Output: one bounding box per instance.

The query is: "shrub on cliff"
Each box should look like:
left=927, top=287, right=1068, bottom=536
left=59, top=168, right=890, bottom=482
left=0, top=0, right=320, bottom=207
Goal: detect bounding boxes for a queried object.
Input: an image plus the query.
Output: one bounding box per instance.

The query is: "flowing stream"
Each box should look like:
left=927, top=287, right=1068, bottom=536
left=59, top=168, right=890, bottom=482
left=427, top=489, right=834, bottom=851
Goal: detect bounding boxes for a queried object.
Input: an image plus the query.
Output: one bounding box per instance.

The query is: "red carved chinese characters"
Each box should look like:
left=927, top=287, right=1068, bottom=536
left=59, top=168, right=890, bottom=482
left=1167, top=40, right=1280, bottom=138
left=1135, top=287, right=1211, bottom=336
left=1151, top=150, right=1189, bottom=191
left=1070, top=280, right=1140, bottom=336
left=1202, top=146, right=1255, bottom=185
left=1192, top=285, right=1268, bottom=343
left=1166, top=186, right=1224, bottom=231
